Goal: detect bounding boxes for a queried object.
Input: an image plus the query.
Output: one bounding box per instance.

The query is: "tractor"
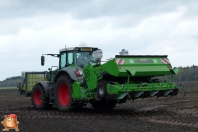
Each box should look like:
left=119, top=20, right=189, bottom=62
left=18, top=47, right=184, bottom=111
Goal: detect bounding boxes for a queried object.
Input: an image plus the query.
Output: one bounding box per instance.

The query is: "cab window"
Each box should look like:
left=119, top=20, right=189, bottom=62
left=68, top=52, right=74, bottom=65
left=76, top=51, right=93, bottom=68
left=60, top=53, right=66, bottom=68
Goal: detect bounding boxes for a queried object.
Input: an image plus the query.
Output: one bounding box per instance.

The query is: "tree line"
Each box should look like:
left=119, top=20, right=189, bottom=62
left=158, top=65, right=198, bottom=82
left=0, top=65, right=197, bottom=87
left=0, top=76, right=23, bottom=87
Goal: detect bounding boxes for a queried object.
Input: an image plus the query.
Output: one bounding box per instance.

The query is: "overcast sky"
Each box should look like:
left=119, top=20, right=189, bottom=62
left=0, top=0, right=198, bottom=81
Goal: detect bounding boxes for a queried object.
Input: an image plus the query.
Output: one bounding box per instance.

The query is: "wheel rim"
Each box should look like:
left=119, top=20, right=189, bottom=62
left=34, top=90, right=42, bottom=105
left=58, top=83, right=70, bottom=106
left=98, top=85, right=105, bottom=96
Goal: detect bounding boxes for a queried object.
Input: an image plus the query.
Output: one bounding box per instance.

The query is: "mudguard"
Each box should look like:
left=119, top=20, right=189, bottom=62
left=54, top=67, right=83, bottom=82
left=38, top=81, right=50, bottom=97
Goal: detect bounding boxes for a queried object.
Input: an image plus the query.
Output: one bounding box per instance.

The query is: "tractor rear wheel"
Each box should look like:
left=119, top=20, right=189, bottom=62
left=31, top=84, right=52, bottom=110
left=54, top=75, right=73, bottom=111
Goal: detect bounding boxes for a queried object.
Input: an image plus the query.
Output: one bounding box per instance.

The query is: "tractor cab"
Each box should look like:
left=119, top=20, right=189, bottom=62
left=58, top=47, right=101, bottom=69
left=41, top=47, right=102, bottom=82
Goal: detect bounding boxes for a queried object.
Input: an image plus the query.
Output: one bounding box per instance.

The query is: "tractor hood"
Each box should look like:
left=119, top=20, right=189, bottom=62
left=101, top=55, right=179, bottom=77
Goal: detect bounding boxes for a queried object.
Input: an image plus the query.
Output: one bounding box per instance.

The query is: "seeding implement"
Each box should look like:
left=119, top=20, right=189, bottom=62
left=17, top=47, right=184, bottom=111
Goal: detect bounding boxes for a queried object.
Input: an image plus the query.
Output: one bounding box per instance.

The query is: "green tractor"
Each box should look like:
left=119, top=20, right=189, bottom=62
left=18, top=47, right=184, bottom=111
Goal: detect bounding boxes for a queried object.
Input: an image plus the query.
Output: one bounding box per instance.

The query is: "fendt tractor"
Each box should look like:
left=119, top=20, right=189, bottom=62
left=17, top=47, right=184, bottom=111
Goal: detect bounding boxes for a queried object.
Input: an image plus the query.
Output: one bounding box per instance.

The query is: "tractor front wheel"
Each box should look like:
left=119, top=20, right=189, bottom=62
left=54, top=75, right=73, bottom=111
left=31, top=84, right=52, bottom=110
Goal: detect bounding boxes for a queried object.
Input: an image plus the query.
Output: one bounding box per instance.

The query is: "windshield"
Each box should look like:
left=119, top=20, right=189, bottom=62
left=76, top=51, right=94, bottom=68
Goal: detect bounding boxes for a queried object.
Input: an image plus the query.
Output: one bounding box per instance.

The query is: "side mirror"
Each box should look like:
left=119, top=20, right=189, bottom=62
left=41, top=56, right=45, bottom=66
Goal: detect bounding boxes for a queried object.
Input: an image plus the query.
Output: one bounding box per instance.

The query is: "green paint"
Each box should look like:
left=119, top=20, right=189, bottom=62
left=72, top=82, right=82, bottom=100
left=19, top=47, right=183, bottom=104
left=83, top=63, right=98, bottom=90
left=79, top=55, right=182, bottom=100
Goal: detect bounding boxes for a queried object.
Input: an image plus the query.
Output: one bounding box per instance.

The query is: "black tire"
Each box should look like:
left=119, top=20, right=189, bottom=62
left=31, top=84, right=52, bottom=110
left=96, top=81, right=108, bottom=99
left=92, top=81, right=117, bottom=110
left=91, top=99, right=117, bottom=110
left=54, top=75, right=73, bottom=111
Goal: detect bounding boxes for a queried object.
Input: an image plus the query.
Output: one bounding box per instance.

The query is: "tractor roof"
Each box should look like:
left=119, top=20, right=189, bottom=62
left=59, top=47, right=98, bottom=52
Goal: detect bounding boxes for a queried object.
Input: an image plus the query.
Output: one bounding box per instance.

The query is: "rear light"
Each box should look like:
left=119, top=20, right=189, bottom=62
left=75, top=70, right=83, bottom=77
left=167, top=65, right=172, bottom=68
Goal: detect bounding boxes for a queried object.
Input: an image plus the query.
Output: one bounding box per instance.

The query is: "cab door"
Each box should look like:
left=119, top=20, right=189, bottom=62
left=59, top=51, right=74, bottom=68
left=60, top=52, right=67, bottom=69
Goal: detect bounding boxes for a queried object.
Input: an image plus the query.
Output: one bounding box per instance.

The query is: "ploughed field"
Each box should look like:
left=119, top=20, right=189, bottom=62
left=0, top=81, right=198, bottom=132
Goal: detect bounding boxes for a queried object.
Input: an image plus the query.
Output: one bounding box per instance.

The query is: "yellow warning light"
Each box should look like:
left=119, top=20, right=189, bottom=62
left=81, top=47, right=92, bottom=51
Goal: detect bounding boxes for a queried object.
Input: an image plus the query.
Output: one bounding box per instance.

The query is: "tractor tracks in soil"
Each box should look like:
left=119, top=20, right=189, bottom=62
left=4, top=104, right=198, bottom=130
left=3, top=107, right=139, bottom=119
left=1, top=90, right=198, bottom=131
left=139, top=117, right=198, bottom=129
left=135, top=98, right=198, bottom=129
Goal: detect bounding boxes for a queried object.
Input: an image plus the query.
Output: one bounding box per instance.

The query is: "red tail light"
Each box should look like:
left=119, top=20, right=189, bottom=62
left=167, top=65, right=172, bottom=68
left=75, top=70, right=83, bottom=77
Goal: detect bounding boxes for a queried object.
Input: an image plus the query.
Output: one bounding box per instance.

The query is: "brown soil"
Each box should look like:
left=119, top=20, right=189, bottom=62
left=0, top=81, right=198, bottom=132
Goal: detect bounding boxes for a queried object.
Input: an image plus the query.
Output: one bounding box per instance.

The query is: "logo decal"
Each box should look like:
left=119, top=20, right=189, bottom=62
left=84, top=69, right=90, bottom=81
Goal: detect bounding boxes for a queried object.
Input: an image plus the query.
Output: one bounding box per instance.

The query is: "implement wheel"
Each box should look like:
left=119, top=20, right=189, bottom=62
left=55, top=75, right=73, bottom=111
left=31, top=84, right=52, bottom=110
left=96, top=80, right=108, bottom=100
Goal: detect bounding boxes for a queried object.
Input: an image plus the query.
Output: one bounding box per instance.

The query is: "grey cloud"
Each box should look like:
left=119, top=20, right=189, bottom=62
left=0, top=0, right=192, bottom=20
left=68, top=0, right=187, bottom=19
left=1, top=0, right=196, bottom=33
left=0, top=0, right=198, bottom=80
left=181, top=1, right=198, bottom=18
left=0, top=0, right=85, bottom=19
